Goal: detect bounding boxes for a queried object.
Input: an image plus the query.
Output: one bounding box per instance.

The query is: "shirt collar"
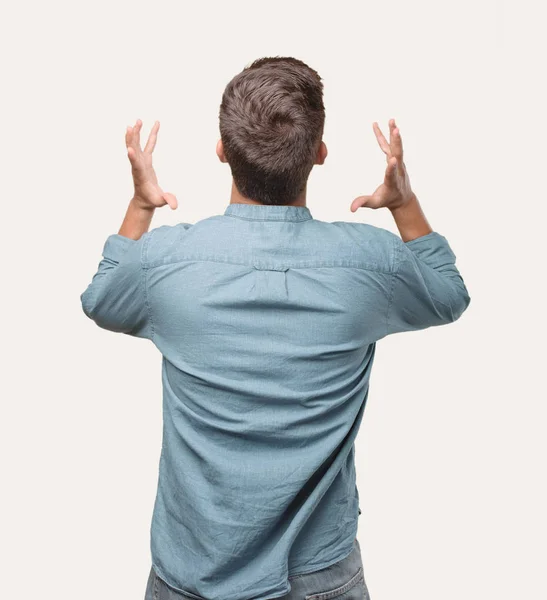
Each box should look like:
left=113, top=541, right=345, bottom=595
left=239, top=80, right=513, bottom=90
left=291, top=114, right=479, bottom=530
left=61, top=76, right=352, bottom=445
left=224, top=203, right=313, bottom=222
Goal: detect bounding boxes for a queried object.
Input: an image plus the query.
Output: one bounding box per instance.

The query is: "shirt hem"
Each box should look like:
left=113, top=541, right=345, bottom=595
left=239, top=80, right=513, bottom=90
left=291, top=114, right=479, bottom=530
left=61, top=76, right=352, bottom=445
left=151, top=539, right=356, bottom=600
left=152, top=562, right=291, bottom=600
left=288, top=537, right=356, bottom=579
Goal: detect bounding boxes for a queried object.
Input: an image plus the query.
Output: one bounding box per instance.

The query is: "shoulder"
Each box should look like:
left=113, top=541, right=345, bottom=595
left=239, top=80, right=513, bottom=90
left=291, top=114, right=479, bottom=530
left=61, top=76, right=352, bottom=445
left=322, top=220, right=399, bottom=272
left=143, top=222, right=194, bottom=264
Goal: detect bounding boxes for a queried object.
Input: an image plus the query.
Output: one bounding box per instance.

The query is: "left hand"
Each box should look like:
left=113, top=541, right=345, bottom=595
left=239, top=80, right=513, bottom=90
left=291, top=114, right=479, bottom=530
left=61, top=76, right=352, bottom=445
left=125, top=119, right=178, bottom=210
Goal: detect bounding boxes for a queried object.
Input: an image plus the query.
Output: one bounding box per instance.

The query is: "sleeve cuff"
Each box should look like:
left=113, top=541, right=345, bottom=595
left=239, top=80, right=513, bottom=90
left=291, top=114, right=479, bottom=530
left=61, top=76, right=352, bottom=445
left=401, top=231, right=457, bottom=269
left=102, top=233, right=138, bottom=263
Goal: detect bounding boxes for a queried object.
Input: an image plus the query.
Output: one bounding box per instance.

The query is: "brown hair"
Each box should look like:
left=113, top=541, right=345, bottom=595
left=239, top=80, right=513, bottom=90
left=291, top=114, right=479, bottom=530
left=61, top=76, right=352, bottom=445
left=219, top=56, right=325, bottom=206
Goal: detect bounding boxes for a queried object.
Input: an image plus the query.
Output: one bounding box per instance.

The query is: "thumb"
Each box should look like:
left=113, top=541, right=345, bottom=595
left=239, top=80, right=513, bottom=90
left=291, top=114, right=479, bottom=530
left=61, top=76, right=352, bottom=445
left=163, top=193, right=178, bottom=210
left=350, top=196, right=374, bottom=212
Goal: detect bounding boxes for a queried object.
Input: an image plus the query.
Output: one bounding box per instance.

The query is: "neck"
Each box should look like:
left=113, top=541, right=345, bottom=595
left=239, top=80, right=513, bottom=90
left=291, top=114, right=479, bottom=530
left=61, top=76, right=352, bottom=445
left=228, top=180, right=307, bottom=207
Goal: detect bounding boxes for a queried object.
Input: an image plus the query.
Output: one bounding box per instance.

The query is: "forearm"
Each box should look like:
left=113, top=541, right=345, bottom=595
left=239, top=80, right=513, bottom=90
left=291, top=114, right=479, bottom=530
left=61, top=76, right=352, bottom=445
left=118, top=197, right=156, bottom=240
left=389, top=194, right=433, bottom=242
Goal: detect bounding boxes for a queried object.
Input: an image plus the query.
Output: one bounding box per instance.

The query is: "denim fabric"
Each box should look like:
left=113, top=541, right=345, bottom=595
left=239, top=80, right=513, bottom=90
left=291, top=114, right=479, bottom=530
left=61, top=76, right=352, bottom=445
left=81, top=203, right=470, bottom=600
left=144, top=537, right=369, bottom=600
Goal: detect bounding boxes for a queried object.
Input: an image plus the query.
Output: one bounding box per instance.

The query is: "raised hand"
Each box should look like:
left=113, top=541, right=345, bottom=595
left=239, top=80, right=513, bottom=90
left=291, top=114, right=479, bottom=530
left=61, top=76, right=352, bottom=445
left=350, top=118, right=416, bottom=213
left=125, top=119, right=178, bottom=211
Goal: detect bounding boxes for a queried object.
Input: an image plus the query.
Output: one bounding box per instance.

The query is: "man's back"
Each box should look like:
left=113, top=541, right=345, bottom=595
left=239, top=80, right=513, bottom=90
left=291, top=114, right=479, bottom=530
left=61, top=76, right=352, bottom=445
left=81, top=202, right=470, bottom=600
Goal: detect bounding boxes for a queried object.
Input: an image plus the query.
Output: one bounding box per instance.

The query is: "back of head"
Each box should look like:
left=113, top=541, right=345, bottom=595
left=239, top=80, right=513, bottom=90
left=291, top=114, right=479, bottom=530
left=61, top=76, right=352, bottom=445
left=219, top=56, right=325, bottom=206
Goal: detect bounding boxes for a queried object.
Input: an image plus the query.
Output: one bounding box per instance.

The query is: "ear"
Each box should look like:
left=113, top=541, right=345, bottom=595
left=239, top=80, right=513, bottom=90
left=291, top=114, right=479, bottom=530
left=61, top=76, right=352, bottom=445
left=315, top=140, right=328, bottom=165
left=216, top=138, right=228, bottom=163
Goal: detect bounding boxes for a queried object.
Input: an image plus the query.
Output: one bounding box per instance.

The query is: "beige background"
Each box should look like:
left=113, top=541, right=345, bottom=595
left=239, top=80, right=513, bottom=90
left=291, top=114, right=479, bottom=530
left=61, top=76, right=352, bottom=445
left=1, top=1, right=545, bottom=598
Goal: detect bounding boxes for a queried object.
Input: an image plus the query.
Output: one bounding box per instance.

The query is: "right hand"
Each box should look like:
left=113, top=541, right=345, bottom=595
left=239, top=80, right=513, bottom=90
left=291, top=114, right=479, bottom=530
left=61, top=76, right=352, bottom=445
left=350, top=118, right=416, bottom=212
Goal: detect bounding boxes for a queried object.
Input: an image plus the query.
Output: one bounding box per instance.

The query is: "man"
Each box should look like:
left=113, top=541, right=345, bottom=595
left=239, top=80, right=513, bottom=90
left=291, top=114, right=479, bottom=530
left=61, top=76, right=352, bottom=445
left=81, top=57, right=471, bottom=600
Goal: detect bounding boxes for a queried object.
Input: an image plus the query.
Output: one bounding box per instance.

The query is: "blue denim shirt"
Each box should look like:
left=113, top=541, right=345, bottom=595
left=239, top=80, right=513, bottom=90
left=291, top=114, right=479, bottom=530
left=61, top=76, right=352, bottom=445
left=81, top=203, right=470, bottom=600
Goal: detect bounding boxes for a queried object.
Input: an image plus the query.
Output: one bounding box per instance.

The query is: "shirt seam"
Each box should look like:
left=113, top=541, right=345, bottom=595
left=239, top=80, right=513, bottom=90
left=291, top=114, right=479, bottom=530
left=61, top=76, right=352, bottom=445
left=145, top=255, right=394, bottom=274
left=142, top=232, right=155, bottom=342
left=223, top=214, right=312, bottom=223
left=386, top=237, right=401, bottom=336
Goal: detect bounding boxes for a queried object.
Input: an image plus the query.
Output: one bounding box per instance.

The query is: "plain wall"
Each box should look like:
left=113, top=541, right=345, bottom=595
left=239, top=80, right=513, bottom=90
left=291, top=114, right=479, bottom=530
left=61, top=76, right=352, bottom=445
left=1, top=1, right=545, bottom=598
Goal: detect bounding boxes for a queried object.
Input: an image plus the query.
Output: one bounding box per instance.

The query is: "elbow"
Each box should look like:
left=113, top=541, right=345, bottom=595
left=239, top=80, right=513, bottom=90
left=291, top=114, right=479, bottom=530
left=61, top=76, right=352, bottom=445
left=450, top=287, right=471, bottom=323
left=434, top=285, right=471, bottom=325
left=80, top=287, right=98, bottom=321
left=80, top=287, right=127, bottom=334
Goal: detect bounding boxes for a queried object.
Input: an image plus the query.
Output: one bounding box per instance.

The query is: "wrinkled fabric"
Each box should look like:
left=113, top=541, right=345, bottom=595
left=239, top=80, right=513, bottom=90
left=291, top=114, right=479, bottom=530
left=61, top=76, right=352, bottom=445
left=81, top=203, right=471, bottom=600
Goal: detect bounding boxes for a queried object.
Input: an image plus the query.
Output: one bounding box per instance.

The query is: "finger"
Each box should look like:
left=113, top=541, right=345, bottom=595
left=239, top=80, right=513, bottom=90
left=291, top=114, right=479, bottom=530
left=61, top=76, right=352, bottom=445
left=350, top=195, right=375, bottom=212
left=163, top=192, right=178, bottom=210
left=127, top=145, right=137, bottom=165
left=144, top=120, right=160, bottom=154
left=125, top=125, right=133, bottom=149
left=372, top=122, right=391, bottom=156
left=133, top=119, right=142, bottom=150
left=388, top=118, right=396, bottom=149
left=392, top=127, right=403, bottom=161
left=126, top=122, right=141, bottom=154
left=384, top=156, right=398, bottom=186
left=390, top=120, right=403, bottom=161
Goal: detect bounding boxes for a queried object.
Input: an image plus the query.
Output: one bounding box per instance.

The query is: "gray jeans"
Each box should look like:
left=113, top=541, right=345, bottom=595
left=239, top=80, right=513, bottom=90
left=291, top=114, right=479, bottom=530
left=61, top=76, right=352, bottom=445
left=144, top=537, right=370, bottom=600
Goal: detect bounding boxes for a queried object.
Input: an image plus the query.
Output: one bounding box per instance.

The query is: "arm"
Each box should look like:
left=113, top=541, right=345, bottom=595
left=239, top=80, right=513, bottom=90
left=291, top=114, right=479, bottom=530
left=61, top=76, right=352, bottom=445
left=387, top=194, right=470, bottom=332
left=80, top=197, right=156, bottom=339
left=118, top=196, right=156, bottom=240
left=80, top=119, right=178, bottom=338
left=351, top=119, right=471, bottom=333
left=389, top=192, right=432, bottom=242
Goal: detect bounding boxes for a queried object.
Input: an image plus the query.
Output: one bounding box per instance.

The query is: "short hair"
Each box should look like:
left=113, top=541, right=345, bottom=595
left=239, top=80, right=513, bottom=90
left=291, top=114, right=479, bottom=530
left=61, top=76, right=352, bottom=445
left=219, top=56, right=325, bottom=206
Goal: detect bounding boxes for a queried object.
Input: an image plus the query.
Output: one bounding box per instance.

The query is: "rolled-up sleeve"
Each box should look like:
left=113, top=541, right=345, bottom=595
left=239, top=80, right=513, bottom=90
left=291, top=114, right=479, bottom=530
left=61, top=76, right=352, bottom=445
left=386, top=231, right=471, bottom=335
left=80, top=232, right=153, bottom=340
